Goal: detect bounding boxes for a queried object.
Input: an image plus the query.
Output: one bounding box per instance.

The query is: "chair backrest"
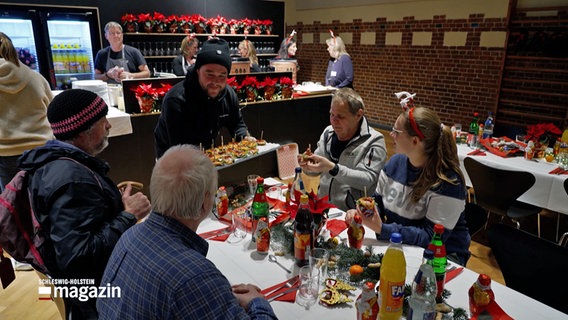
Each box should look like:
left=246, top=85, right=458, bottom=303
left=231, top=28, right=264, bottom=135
left=487, top=223, right=568, bottom=314
left=463, top=157, right=536, bottom=216
left=276, top=143, right=299, bottom=180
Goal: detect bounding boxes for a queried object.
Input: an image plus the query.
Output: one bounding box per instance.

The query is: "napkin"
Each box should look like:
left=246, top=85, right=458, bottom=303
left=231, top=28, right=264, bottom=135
left=467, top=149, right=486, bottom=156
left=444, top=267, right=464, bottom=283
left=261, top=276, right=299, bottom=302
left=326, top=219, right=348, bottom=238
left=198, top=227, right=231, bottom=242
left=548, top=167, right=568, bottom=175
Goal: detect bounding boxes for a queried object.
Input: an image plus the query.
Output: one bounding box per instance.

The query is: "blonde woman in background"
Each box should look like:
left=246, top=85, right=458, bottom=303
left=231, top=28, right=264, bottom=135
left=325, top=35, right=353, bottom=88
left=173, top=35, right=199, bottom=76
left=0, top=32, right=53, bottom=192
left=238, top=40, right=261, bottom=72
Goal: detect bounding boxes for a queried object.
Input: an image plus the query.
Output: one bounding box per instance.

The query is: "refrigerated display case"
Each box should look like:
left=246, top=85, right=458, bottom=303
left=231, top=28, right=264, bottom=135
left=0, top=3, right=102, bottom=90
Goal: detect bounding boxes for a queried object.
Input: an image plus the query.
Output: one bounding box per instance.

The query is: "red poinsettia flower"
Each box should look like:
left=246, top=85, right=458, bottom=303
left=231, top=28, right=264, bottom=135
left=137, top=13, right=152, bottom=23
left=226, top=76, right=239, bottom=89
left=259, top=77, right=277, bottom=88
left=241, top=18, right=252, bottom=27
left=261, top=19, right=273, bottom=26
left=121, top=14, right=137, bottom=23
left=152, top=12, right=166, bottom=24
left=239, top=76, right=259, bottom=89
left=526, top=123, right=562, bottom=143
left=155, top=83, right=173, bottom=98
left=166, top=15, right=179, bottom=24
left=132, top=83, right=157, bottom=99
left=279, top=77, right=294, bottom=87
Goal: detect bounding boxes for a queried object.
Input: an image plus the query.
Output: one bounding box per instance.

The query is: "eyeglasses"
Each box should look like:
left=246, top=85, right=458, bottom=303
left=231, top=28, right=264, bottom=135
left=108, top=31, right=122, bottom=36
left=391, top=127, right=404, bottom=136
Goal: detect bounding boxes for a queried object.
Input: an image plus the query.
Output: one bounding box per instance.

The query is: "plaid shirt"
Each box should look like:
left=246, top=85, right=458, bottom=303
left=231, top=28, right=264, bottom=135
left=97, top=212, right=277, bottom=319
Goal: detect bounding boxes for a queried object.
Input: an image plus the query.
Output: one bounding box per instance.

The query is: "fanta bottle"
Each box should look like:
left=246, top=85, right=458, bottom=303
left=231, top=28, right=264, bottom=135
left=378, top=233, right=406, bottom=320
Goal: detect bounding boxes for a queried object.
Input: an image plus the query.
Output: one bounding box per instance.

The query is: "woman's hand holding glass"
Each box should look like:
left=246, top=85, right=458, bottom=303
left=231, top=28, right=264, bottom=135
left=345, top=205, right=383, bottom=234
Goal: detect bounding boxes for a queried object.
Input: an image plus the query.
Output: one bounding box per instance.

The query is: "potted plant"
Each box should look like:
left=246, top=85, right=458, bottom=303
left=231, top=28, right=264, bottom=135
left=166, top=14, right=180, bottom=33
left=259, top=77, right=277, bottom=100
left=154, top=83, right=173, bottom=111
left=152, top=12, right=167, bottom=33
left=137, top=13, right=154, bottom=33
left=279, top=77, right=295, bottom=99
left=189, top=14, right=207, bottom=34
left=121, top=13, right=138, bottom=33
left=239, top=76, right=259, bottom=102
left=207, top=15, right=228, bottom=34
left=240, top=18, right=252, bottom=35
left=228, top=19, right=240, bottom=34
left=132, top=83, right=157, bottom=113
left=227, top=76, right=239, bottom=92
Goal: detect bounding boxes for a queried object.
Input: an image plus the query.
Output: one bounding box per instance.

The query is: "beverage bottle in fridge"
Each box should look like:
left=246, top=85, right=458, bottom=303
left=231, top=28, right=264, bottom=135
left=251, top=177, right=269, bottom=241
left=294, top=194, right=314, bottom=267
left=356, top=281, right=379, bottom=320
left=378, top=232, right=406, bottom=320
left=427, top=224, right=447, bottom=301
left=467, top=112, right=479, bottom=148
left=292, top=167, right=305, bottom=203
left=482, top=111, right=494, bottom=139
left=407, top=249, right=437, bottom=320
left=468, top=274, right=495, bottom=316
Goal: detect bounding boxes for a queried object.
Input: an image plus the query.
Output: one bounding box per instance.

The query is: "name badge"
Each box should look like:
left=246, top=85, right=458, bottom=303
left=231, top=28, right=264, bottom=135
left=330, top=71, right=337, bottom=77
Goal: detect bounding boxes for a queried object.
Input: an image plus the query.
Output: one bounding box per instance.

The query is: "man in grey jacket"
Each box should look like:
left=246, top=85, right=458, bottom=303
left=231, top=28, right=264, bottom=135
left=298, top=88, right=387, bottom=211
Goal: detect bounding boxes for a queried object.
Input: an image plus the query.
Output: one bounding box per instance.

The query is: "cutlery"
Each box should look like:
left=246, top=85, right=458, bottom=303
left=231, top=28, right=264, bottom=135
left=202, top=228, right=231, bottom=240
left=268, top=254, right=292, bottom=273
left=263, top=276, right=299, bottom=297
left=267, top=286, right=300, bottom=302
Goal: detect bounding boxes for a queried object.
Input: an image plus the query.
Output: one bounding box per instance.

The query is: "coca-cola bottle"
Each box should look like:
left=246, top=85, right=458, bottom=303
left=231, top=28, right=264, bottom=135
left=251, top=177, right=269, bottom=242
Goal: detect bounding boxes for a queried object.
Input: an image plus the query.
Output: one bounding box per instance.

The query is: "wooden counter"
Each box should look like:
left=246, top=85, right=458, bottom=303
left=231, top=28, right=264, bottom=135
left=98, top=94, right=332, bottom=196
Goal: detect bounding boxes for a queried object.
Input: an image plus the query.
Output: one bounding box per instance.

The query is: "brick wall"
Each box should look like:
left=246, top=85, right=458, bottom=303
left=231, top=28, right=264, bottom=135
left=287, top=14, right=507, bottom=129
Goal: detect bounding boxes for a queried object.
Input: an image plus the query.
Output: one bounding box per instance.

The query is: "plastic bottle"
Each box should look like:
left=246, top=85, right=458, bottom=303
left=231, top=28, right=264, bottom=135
left=467, top=112, right=480, bottom=148
left=482, top=111, right=494, bottom=139
left=294, top=194, right=314, bottom=267
left=215, top=186, right=229, bottom=218
left=356, top=281, right=379, bottom=320
left=468, top=274, right=495, bottom=316
left=251, top=177, right=269, bottom=241
left=378, top=233, right=406, bottom=320
left=407, top=250, right=437, bottom=320
left=292, top=167, right=305, bottom=203
left=427, top=224, right=447, bottom=302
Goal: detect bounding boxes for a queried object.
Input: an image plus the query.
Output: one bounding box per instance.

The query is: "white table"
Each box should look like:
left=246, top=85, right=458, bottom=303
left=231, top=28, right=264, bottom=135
left=457, top=144, right=568, bottom=215
left=198, top=211, right=567, bottom=320
left=106, top=106, right=133, bottom=137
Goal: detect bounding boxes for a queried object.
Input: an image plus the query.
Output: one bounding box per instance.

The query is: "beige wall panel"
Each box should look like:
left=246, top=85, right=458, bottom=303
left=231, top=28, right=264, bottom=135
left=412, top=32, right=432, bottom=46
left=517, top=0, right=568, bottom=8
left=361, top=32, right=376, bottom=45
left=443, top=32, right=468, bottom=47
left=480, top=31, right=507, bottom=48
left=289, top=0, right=508, bottom=24
left=385, top=32, right=402, bottom=46
left=303, top=33, right=314, bottom=44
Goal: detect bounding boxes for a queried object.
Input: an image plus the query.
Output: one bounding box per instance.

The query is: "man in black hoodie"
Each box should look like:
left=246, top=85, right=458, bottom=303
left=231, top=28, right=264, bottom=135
left=154, top=38, right=255, bottom=158
left=19, top=89, right=151, bottom=319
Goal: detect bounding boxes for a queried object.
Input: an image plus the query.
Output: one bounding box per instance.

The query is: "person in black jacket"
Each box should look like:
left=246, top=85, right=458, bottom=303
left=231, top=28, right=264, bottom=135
left=154, top=38, right=255, bottom=158
left=19, top=89, right=151, bottom=320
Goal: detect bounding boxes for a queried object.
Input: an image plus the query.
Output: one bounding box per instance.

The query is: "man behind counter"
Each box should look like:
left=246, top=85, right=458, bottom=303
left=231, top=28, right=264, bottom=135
left=154, top=38, right=255, bottom=159
left=94, top=21, right=150, bottom=83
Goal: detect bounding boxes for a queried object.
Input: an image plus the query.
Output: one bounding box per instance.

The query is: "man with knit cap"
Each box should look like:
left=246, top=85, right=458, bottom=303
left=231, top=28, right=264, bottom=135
left=18, top=89, right=151, bottom=320
left=154, top=37, right=255, bottom=158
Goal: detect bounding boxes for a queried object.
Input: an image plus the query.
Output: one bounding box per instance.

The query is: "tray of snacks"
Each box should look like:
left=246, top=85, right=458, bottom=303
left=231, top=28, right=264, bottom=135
left=480, top=137, right=526, bottom=158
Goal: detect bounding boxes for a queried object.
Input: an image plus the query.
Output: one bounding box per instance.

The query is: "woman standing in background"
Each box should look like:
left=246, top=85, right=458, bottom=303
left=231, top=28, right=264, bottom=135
left=238, top=40, right=261, bottom=72
left=172, top=35, right=199, bottom=76
left=0, top=32, right=53, bottom=192
left=325, top=34, right=354, bottom=88
left=276, top=30, right=297, bottom=59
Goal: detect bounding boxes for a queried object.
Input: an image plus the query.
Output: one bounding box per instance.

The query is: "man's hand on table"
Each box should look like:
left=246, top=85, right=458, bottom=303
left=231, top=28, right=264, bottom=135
left=232, top=283, right=265, bottom=309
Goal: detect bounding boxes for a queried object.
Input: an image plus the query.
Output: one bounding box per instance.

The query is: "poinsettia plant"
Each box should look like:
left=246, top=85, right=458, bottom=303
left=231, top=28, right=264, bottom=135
left=132, top=83, right=158, bottom=100
left=279, top=77, right=295, bottom=87
left=526, top=122, right=561, bottom=145
left=227, top=76, right=239, bottom=90
left=121, top=13, right=137, bottom=23
left=259, top=76, right=277, bottom=88
left=137, top=13, right=154, bottom=31
left=239, top=76, right=259, bottom=90
left=155, top=83, right=173, bottom=99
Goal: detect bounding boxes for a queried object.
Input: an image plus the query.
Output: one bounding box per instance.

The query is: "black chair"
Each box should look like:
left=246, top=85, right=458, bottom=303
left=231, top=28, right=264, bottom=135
left=463, top=157, right=542, bottom=236
left=487, top=223, right=568, bottom=314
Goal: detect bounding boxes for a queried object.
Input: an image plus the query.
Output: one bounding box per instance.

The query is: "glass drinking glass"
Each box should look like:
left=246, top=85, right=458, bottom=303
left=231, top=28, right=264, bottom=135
left=295, top=265, right=320, bottom=308
left=229, top=208, right=248, bottom=241
left=309, top=248, right=328, bottom=285
left=247, top=174, right=260, bottom=199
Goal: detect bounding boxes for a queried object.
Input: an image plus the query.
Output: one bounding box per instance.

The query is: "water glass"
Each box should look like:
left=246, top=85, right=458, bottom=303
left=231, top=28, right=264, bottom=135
left=516, top=134, right=527, bottom=143
left=295, top=265, right=320, bottom=308
left=309, top=248, right=328, bottom=285
left=230, top=208, right=248, bottom=240
left=247, top=174, right=260, bottom=198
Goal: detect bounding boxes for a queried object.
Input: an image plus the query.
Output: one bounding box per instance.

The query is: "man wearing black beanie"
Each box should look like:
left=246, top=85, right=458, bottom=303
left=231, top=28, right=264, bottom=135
left=154, top=37, right=256, bottom=158
left=18, top=89, right=151, bottom=319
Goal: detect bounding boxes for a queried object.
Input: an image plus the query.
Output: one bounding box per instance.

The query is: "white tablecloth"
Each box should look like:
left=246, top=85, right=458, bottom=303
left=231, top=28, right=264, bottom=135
left=198, top=209, right=567, bottom=319
left=457, top=144, right=568, bottom=215
left=106, top=106, right=132, bottom=137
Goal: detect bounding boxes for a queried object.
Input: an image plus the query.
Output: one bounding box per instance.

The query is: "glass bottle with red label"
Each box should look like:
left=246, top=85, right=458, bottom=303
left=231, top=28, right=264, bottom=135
left=294, top=194, right=314, bottom=267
